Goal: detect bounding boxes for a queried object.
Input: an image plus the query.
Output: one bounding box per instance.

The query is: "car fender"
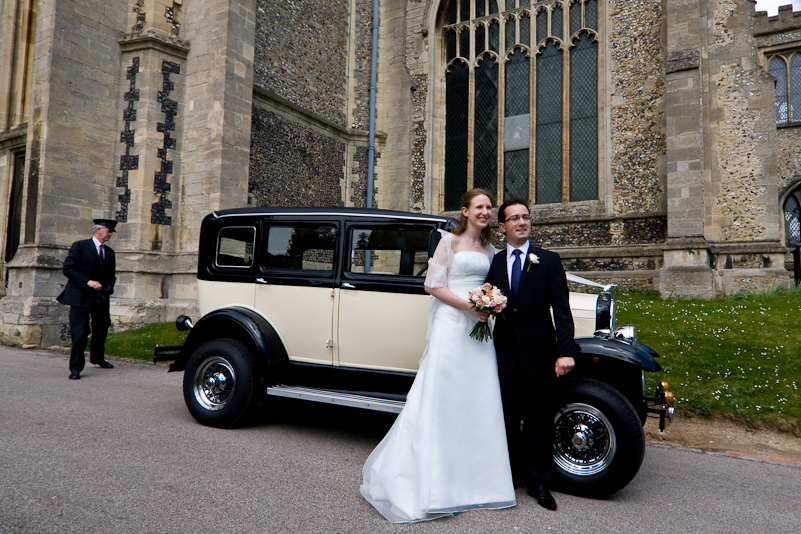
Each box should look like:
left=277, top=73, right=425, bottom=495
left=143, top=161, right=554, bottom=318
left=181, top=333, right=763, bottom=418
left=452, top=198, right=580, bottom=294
left=178, top=307, right=289, bottom=371
left=575, top=337, right=661, bottom=372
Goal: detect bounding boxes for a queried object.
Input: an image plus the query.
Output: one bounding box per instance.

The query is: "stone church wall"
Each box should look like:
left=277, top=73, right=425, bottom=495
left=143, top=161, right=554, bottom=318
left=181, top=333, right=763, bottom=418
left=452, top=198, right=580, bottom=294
left=755, top=7, right=801, bottom=196
left=249, top=106, right=345, bottom=207
left=705, top=0, right=779, bottom=245
left=608, top=0, right=667, bottom=217
left=3, top=0, right=801, bottom=349
left=250, top=0, right=378, bottom=210
left=253, top=0, right=351, bottom=126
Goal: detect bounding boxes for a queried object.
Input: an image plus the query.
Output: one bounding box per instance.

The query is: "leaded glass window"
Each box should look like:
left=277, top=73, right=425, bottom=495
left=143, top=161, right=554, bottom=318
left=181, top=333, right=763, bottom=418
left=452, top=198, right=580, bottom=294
left=445, top=61, right=470, bottom=210
left=785, top=186, right=801, bottom=248
left=570, top=32, right=598, bottom=201
left=505, top=50, right=530, bottom=200
left=537, top=41, right=563, bottom=204
left=769, top=51, right=801, bottom=124
left=474, top=56, right=499, bottom=194
left=443, top=0, right=600, bottom=210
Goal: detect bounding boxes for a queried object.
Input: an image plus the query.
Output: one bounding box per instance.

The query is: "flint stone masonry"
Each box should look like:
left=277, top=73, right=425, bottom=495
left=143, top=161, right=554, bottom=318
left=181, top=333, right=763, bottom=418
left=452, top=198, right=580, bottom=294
left=608, top=0, right=666, bottom=216
left=705, top=0, right=779, bottom=244
left=249, top=107, right=345, bottom=208
left=530, top=217, right=666, bottom=248
left=563, top=256, right=659, bottom=272
left=350, top=0, right=376, bottom=132
left=349, top=146, right=377, bottom=208
left=253, top=0, right=350, bottom=126
left=777, top=130, right=801, bottom=194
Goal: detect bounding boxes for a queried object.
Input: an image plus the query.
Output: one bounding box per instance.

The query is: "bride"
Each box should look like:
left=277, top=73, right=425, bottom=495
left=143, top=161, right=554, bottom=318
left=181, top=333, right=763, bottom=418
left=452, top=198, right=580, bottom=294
left=360, top=189, right=516, bottom=523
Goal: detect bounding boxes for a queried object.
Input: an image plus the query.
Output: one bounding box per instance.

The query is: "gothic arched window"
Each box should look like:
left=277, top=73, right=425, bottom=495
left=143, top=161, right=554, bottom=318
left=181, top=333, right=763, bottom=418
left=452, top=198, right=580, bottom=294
left=785, top=186, right=801, bottom=248
left=443, top=0, right=600, bottom=210
left=769, top=52, right=801, bottom=124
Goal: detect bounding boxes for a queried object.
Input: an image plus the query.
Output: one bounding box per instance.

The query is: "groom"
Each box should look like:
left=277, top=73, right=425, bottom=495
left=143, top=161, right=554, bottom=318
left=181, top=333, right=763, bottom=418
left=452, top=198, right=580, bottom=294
left=486, top=198, right=576, bottom=511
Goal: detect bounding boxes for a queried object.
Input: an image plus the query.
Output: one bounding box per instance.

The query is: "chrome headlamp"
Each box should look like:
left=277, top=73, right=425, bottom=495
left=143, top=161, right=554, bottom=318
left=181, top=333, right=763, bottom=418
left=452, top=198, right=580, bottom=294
left=612, top=325, right=636, bottom=344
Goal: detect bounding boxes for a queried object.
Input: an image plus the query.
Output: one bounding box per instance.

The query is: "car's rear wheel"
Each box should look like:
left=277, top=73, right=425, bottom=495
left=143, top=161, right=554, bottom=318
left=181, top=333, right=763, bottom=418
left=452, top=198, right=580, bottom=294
left=183, top=338, right=257, bottom=428
left=550, top=378, right=645, bottom=498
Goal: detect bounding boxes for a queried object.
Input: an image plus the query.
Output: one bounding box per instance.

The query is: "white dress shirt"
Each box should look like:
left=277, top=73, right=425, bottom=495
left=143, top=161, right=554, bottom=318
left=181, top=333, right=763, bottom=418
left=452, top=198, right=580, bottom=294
left=92, top=236, right=103, bottom=257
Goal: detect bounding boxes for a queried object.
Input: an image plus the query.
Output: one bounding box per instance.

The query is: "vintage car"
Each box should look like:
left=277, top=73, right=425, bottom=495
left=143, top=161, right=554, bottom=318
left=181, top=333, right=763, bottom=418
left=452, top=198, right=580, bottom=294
left=155, top=207, right=674, bottom=497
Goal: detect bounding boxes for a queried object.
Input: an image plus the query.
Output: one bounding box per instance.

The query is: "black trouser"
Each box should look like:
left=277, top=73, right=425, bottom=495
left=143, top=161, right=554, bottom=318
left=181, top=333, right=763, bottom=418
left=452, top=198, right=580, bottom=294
left=68, top=298, right=110, bottom=373
left=499, top=361, right=556, bottom=487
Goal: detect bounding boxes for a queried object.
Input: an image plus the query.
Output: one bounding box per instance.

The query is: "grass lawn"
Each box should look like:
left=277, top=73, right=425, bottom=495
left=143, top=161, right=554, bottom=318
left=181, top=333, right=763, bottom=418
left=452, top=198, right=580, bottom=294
left=616, top=288, right=801, bottom=427
left=103, top=322, right=188, bottom=361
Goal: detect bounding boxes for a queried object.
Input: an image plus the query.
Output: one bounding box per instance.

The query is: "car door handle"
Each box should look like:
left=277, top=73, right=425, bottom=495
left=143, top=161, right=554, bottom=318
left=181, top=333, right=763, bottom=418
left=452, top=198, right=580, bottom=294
left=341, top=283, right=356, bottom=289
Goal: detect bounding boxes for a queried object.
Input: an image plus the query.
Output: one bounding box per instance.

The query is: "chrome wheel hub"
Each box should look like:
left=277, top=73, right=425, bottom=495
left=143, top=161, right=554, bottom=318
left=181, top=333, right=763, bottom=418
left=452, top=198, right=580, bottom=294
left=193, top=356, right=236, bottom=411
left=554, top=403, right=617, bottom=476
left=571, top=424, right=593, bottom=451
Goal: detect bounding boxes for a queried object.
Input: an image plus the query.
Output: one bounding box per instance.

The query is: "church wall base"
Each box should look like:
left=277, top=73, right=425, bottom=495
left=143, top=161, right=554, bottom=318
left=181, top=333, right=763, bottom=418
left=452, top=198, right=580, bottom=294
left=0, top=295, right=198, bottom=349
left=659, top=248, right=793, bottom=298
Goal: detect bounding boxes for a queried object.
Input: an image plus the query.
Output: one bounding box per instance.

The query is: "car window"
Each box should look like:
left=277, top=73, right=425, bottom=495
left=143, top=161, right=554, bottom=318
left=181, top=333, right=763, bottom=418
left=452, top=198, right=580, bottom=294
left=262, top=225, right=336, bottom=272
left=348, top=226, right=432, bottom=276
left=216, top=226, right=255, bottom=268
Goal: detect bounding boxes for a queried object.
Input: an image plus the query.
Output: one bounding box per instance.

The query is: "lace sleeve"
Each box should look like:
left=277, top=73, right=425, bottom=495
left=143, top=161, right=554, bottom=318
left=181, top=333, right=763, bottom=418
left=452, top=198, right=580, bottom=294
left=484, top=243, right=498, bottom=261
left=424, top=231, right=452, bottom=289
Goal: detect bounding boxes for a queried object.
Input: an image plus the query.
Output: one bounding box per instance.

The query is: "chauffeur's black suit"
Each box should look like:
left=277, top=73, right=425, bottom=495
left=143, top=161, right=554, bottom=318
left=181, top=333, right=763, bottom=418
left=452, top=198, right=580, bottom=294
left=486, top=244, right=577, bottom=488
left=57, top=238, right=116, bottom=373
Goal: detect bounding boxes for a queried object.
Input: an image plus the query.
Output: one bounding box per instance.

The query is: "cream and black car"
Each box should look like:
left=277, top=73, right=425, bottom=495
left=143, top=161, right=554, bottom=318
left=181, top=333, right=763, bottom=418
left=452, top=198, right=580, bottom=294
left=155, top=207, right=674, bottom=497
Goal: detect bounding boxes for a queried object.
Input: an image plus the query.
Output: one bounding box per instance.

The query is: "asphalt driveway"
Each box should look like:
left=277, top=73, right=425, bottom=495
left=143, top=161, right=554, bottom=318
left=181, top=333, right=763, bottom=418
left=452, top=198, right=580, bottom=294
left=1, top=347, right=798, bottom=534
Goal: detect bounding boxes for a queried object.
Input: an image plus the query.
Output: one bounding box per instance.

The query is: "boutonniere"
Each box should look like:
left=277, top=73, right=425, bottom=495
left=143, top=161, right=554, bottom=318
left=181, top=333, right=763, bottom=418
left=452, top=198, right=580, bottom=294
left=526, top=253, right=539, bottom=271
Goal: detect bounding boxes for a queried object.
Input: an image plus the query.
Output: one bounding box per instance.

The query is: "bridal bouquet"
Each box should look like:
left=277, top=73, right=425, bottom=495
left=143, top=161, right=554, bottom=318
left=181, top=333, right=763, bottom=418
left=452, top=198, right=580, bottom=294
left=467, top=283, right=508, bottom=341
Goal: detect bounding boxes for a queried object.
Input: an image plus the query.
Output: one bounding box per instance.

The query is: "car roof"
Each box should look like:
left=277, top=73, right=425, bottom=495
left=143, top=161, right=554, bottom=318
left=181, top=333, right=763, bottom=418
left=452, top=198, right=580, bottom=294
left=210, top=207, right=454, bottom=224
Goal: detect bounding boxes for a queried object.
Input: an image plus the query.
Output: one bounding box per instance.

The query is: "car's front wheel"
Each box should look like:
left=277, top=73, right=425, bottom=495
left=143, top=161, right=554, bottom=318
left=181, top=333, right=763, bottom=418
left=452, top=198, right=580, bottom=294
left=183, top=338, right=258, bottom=428
left=550, top=377, right=645, bottom=498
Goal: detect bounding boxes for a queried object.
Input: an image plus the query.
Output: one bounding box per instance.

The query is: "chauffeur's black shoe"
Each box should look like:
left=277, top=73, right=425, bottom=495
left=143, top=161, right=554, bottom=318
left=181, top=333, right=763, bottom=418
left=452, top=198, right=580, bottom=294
left=93, top=360, right=114, bottom=369
left=528, top=484, right=557, bottom=510
left=69, top=372, right=81, bottom=380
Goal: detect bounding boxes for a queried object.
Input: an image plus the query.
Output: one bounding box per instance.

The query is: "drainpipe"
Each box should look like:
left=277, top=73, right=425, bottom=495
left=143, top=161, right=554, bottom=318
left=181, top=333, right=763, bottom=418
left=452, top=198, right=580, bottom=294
left=366, top=0, right=379, bottom=209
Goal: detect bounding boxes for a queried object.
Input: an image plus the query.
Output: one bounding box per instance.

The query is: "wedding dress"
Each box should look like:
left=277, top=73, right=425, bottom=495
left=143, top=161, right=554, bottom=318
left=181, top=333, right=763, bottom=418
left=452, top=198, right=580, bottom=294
left=360, top=232, right=516, bottom=523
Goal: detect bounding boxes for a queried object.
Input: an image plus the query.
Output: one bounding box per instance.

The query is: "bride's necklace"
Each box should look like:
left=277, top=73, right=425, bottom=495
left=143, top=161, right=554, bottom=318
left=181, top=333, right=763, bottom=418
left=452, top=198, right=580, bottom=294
left=466, top=230, right=482, bottom=249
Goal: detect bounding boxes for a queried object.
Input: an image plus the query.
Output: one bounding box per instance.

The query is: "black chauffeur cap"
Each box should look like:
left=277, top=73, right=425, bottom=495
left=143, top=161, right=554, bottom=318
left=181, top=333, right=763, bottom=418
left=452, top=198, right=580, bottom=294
left=93, top=219, right=118, bottom=232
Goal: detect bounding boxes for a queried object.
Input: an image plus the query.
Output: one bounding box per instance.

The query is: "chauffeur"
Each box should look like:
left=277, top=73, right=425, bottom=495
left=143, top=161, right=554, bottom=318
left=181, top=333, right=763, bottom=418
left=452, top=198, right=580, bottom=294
left=57, top=219, right=118, bottom=380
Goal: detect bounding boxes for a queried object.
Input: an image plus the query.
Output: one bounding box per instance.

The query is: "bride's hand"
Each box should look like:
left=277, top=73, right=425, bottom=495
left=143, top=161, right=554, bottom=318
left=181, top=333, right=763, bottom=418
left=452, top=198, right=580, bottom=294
left=470, top=309, right=490, bottom=322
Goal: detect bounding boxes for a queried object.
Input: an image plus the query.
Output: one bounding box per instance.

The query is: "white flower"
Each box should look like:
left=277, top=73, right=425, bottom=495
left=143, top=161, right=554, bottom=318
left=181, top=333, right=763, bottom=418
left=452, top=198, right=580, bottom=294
left=526, top=253, right=539, bottom=271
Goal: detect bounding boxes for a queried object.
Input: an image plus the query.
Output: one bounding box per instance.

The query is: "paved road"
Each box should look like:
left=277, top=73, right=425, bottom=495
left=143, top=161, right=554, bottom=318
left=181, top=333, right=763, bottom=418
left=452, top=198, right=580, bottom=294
left=1, top=346, right=799, bottom=533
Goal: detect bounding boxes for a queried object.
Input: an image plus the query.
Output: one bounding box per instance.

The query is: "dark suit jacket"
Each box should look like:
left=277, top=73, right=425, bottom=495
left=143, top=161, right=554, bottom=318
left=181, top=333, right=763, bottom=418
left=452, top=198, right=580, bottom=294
left=487, top=244, right=577, bottom=377
left=57, top=238, right=116, bottom=308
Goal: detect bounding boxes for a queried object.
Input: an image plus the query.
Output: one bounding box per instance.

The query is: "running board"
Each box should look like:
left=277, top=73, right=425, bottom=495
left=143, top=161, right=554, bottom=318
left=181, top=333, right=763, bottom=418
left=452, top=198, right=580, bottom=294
left=265, top=385, right=405, bottom=413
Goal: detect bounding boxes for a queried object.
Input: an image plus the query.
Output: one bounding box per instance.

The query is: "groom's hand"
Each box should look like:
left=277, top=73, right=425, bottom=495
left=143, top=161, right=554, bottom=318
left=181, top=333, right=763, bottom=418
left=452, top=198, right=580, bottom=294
left=555, top=356, right=575, bottom=377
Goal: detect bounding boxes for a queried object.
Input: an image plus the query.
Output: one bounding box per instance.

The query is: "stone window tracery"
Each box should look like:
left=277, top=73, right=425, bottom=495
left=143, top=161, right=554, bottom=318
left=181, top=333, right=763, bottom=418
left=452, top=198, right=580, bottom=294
left=784, top=186, right=801, bottom=248
left=768, top=51, right=801, bottom=125
left=442, top=0, right=600, bottom=210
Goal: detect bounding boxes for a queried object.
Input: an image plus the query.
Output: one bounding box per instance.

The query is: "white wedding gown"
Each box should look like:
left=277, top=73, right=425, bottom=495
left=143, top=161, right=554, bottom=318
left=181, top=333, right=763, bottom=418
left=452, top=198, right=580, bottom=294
left=360, top=242, right=516, bottom=523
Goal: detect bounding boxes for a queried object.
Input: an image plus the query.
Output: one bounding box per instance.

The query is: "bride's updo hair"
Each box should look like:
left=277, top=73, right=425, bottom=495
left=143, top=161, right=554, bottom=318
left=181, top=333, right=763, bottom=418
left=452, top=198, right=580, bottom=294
left=452, top=188, right=496, bottom=246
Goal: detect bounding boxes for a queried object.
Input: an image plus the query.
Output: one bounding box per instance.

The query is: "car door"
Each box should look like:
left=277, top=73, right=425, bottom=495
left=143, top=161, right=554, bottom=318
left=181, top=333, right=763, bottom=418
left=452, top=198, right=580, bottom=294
left=336, top=222, right=439, bottom=372
left=253, top=221, right=338, bottom=365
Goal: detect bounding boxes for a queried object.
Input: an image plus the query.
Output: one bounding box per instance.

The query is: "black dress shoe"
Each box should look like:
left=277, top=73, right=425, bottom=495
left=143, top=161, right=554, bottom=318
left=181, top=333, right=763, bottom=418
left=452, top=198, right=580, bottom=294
left=94, top=361, right=114, bottom=369
left=69, top=372, right=81, bottom=380
left=528, top=484, right=557, bottom=511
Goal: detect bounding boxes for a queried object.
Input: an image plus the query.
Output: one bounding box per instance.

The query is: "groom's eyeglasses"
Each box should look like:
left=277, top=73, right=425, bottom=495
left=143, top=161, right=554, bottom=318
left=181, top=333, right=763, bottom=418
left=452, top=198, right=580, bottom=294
left=503, top=215, right=531, bottom=223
